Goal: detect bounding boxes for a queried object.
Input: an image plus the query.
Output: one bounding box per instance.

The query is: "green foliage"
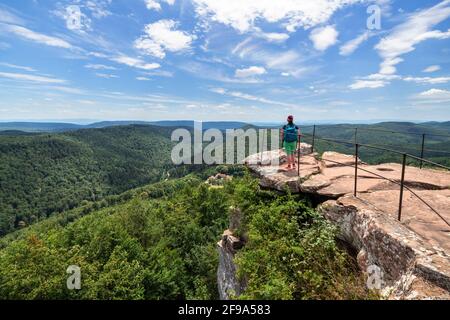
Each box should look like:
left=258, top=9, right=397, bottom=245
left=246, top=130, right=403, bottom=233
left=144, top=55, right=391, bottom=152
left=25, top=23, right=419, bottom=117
left=0, top=173, right=374, bottom=300
left=226, top=177, right=375, bottom=300
left=0, top=176, right=229, bottom=300
left=0, top=125, right=196, bottom=235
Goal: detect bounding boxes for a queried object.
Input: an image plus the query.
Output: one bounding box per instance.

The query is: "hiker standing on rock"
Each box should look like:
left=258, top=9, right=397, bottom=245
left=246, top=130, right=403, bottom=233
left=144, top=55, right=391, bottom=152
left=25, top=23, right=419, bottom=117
left=281, top=115, right=300, bottom=171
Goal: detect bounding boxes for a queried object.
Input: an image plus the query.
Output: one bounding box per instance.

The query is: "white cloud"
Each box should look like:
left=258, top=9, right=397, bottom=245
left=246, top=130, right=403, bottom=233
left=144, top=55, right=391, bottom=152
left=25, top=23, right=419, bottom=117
left=375, top=1, right=450, bottom=75
left=309, top=25, right=339, bottom=51
left=349, top=79, right=386, bottom=90
left=88, top=52, right=109, bottom=58
left=253, top=29, right=290, bottom=43
left=366, top=73, right=401, bottom=81
left=419, top=88, right=450, bottom=97
left=210, top=87, right=297, bottom=107
left=192, top=0, right=361, bottom=33
left=423, top=65, right=441, bottom=73
left=0, top=62, right=36, bottom=72
left=403, top=76, right=450, bottom=84
left=0, top=72, right=66, bottom=84
left=233, top=42, right=308, bottom=77
left=85, top=64, right=117, bottom=70
left=349, top=72, right=401, bottom=89
left=95, top=73, right=118, bottom=79
left=1, top=24, right=73, bottom=49
left=85, top=0, right=113, bottom=18
left=339, top=31, right=370, bottom=56
left=179, top=61, right=263, bottom=83
left=134, top=20, right=195, bottom=59
left=143, top=70, right=174, bottom=77
left=136, top=77, right=151, bottom=81
left=111, top=55, right=160, bottom=70
left=259, top=32, right=290, bottom=42
left=416, top=88, right=450, bottom=102
left=235, top=66, right=266, bottom=78
left=145, top=0, right=175, bottom=11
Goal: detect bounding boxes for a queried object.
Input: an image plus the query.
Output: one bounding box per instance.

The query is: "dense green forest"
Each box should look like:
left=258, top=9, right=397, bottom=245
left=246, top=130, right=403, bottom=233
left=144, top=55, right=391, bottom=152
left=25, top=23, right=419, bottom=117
left=1, top=122, right=449, bottom=236
left=0, top=125, right=194, bottom=235
left=0, top=170, right=373, bottom=300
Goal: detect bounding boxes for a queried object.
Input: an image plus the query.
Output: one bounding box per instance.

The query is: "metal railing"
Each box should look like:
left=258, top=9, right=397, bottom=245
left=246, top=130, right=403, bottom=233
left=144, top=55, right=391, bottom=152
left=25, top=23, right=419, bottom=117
left=293, top=131, right=450, bottom=228
left=302, top=124, right=450, bottom=169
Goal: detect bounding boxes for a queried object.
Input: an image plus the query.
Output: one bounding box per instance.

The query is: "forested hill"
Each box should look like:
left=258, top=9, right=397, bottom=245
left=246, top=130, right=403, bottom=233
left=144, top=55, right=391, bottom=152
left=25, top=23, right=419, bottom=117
left=0, top=125, right=190, bottom=236
left=0, top=171, right=372, bottom=300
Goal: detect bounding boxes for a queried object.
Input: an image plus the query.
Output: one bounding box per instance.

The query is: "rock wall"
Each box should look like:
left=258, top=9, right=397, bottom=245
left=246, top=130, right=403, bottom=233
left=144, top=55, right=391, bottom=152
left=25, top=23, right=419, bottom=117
left=319, top=197, right=450, bottom=299
left=217, top=207, right=246, bottom=300
left=217, top=230, right=245, bottom=300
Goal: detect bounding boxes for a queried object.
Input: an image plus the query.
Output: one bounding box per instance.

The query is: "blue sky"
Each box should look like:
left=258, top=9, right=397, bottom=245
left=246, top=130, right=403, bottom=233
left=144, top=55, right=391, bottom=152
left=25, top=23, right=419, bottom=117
left=0, top=0, right=449, bottom=122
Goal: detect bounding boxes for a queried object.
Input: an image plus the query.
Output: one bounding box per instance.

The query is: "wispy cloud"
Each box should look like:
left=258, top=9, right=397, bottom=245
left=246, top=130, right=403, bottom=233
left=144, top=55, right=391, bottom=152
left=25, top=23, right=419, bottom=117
left=179, top=61, right=263, bottom=83
left=414, top=88, right=450, bottom=103
left=85, top=64, right=117, bottom=70
left=232, top=40, right=311, bottom=78
left=0, top=62, right=36, bottom=72
left=1, top=24, right=73, bottom=49
left=142, top=70, right=174, bottom=78
left=422, top=65, right=441, bottom=73
left=136, top=76, right=151, bottom=81
left=110, top=55, right=160, bottom=70
left=95, top=73, right=119, bottom=79
left=375, top=1, right=450, bottom=75
left=349, top=79, right=386, bottom=90
left=0, top=6, right=24, bottom=25
left=0, top=71, right=66, bottom=84
left=210, top=87, right=297, bottom=107
left=235, top=66, right=266, bottom=78
left=403, top=76, right=450, bottom=84
left=339, top=31, right=370, bottom=56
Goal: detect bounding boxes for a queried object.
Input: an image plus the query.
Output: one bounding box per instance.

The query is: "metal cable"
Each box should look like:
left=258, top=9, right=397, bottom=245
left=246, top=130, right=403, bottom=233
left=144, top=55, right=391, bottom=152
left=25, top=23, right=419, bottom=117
left=301, top=153, right=450, bottom=228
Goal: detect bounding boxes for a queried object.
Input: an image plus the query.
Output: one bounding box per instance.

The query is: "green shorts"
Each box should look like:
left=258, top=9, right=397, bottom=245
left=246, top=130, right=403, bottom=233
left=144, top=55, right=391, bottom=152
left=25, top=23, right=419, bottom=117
left=283, top=141, right=297, bottom=155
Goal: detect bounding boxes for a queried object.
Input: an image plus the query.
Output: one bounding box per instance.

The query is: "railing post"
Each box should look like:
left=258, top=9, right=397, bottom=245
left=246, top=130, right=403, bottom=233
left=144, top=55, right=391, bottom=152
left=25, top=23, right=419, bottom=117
left=398, top=154, right=407, bottom=221
left=297, top=134, right=301, bottom=177
left=312, top=125, right=316, bottom=153
left=420, top=134, right=425, bottom=169
left=354, top=144, right=359, bottom=197
left=354, top=127, right=358, bottom=145
left=279, top=128, right=282, bottom=151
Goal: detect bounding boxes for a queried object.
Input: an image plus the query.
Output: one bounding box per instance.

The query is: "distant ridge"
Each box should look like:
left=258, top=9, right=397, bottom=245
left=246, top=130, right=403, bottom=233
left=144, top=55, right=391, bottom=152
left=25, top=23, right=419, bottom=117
left=1, top=120, right=450, bottom=135
left=0, top=121, right=250, bottom=133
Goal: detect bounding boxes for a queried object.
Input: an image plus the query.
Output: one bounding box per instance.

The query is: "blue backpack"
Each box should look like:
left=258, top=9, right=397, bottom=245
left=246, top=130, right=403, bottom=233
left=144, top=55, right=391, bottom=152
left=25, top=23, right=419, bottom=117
left=283, top=124, right=298, bottom=142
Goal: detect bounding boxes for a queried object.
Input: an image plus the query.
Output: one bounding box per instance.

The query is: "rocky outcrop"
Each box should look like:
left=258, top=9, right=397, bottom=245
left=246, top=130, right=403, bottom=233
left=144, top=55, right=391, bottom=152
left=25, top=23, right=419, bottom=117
left=206, top=173, right=232, bottom=186
left=243, top=146, right=450, bottom=299
left=217, top=230, right=245, bottom=300
left=217, top=207, right=246, bottom=300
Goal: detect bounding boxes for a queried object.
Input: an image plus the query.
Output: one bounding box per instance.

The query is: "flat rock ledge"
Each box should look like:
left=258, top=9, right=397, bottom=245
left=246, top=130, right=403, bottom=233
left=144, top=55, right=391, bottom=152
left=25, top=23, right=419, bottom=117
left=243, top=146, right=450, bottom=299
